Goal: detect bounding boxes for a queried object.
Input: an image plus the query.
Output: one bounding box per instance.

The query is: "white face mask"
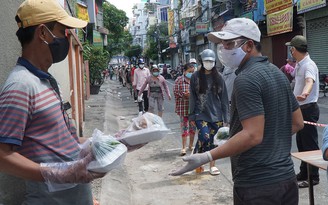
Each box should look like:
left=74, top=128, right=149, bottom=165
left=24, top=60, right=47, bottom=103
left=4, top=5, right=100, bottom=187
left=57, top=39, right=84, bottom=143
left=217, top=46, right=247, bottom=69
left=139, top=64, right=144, bottom=69
left=203, top=61, right=215, bottom=71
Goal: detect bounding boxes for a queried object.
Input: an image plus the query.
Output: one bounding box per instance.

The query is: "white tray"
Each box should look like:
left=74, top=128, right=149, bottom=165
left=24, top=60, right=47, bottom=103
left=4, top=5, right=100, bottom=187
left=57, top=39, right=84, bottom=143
left=119, top=128, right=170, bottom=146
left=87, top=143, right=127, bottom=173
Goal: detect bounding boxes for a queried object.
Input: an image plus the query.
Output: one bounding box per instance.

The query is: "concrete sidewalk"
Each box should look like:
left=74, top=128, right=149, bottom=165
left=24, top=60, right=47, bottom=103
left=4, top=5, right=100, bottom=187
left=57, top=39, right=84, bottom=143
left=85, top=79, right=328, bottom=205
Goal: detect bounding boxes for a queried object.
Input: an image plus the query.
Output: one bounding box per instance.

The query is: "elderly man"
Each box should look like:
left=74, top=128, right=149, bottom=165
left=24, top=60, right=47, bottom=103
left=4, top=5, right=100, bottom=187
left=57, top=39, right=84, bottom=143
left=170, top=18, right=304, bottom=205
left=0, top=0, right=104, bottom=204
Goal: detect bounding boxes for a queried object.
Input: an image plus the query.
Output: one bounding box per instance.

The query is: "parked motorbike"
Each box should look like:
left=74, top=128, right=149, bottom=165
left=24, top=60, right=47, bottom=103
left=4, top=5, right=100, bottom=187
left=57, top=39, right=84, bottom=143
left=319, top=73, right=328, bottom=97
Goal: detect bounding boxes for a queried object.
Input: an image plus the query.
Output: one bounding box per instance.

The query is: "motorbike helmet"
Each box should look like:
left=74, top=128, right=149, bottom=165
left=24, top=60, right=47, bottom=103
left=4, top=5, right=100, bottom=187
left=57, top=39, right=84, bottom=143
left=138, top=58, right=145, bottom=65
left=200, top=49, right=216, bottom=62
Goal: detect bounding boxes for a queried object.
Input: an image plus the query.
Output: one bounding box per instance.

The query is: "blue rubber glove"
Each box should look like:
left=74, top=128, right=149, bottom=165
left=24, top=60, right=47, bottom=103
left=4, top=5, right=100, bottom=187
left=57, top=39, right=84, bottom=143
left=322, top=126, right=328, bottom=160
left=169, top=151, right=213, bottom=176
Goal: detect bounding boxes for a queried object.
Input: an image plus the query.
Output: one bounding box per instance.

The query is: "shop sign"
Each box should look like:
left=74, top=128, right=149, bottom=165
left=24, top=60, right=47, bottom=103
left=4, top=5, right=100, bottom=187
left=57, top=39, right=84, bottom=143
left=264, top=0, right=293, bottom=14
left=196, top=35, right=204, bottom=45
left=93, top=30, right=103, bottom=48
left=77, top=2, right=90, bottom=22
left=297, top=0, right=326, bottom=14
left=169, top=36, right=176, bottom=48
left=196, top=22, right=208, bottom=33
left=267, top=6, right=293, bottom=36
left=168, top=9, right=174, bottom=36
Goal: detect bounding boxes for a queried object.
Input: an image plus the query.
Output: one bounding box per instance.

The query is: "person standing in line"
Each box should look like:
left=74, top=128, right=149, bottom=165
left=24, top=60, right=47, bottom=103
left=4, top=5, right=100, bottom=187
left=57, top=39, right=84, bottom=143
left=138, top=65, right=171, bottom=117
left=174, top=63, right=196, bottom=156
left=188, top=49, right=230, bottom=175
left=170, top=18, right=304, bottom=205
left=0, top=0, right=105, bottom=204
left=280, top=58, right=296, bottom=89
left=286, top=35, right=320, bottom=188
left=133, top=59, right=150, bottom=113
left=189, top=58, right=198, bottom=71
left=130, top=64, right=138, bottom=102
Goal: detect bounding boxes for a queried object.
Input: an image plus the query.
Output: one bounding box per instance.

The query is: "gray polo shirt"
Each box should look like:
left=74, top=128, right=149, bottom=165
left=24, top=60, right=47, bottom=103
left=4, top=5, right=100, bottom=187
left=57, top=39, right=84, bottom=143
left=230, top=56, right=299, bottom=187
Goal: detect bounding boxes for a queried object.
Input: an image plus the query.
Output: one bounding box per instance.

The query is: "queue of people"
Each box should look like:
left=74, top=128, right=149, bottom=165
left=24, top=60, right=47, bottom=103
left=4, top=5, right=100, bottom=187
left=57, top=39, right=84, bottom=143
left=0, top=1, right=325, bottom=203
left=170, top=17, right=324, bottom=205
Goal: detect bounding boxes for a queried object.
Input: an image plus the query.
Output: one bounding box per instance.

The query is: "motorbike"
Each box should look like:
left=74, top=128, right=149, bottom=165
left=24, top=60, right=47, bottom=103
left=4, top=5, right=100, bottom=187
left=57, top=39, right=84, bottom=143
left=319, top=73, right=328, bottom=97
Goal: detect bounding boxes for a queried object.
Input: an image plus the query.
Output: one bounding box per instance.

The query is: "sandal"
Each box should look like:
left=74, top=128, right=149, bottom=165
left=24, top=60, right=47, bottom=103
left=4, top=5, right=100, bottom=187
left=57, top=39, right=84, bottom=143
left=210, top=167, right=220, bottom=175
left=180, top=149, right=186, bottom=156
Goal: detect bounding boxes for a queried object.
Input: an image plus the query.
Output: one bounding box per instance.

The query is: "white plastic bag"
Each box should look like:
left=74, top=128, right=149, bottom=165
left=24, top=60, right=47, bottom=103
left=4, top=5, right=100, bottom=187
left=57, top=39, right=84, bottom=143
left=87, top=129, right=127, bottom=173
left=213, top=126, right=230, bottom=146
left=117, top=112, right=170, bottom=146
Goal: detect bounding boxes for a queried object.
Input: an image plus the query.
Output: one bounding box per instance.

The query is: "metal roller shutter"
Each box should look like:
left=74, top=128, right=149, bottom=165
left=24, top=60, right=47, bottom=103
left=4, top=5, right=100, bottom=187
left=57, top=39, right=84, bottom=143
left=306, top=16, right=328, bottom=74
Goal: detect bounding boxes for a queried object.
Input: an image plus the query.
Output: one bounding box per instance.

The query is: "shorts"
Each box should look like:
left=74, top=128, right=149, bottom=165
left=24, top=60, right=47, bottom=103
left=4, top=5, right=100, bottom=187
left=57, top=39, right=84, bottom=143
left=148, top=96, right=164, bottom=112
left=180, top=116, right=196, bottom=138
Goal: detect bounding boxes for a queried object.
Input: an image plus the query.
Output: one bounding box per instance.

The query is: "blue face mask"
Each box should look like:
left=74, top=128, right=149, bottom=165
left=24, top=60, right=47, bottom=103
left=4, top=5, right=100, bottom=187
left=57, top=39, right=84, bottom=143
left=153, top=72, right=159, bottom=77
left=185, top=73, right=192, bottom=79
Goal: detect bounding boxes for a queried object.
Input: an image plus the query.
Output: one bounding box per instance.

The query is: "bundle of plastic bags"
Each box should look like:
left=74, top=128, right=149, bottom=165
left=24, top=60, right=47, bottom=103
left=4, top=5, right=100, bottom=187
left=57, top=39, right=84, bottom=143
left=213, top=126, right=230, bottom=146
left=41, top=129, right=127, bottom=192
left=86, top=129, right=127, bottom=173
left=115, top=112, right=170, bottom=146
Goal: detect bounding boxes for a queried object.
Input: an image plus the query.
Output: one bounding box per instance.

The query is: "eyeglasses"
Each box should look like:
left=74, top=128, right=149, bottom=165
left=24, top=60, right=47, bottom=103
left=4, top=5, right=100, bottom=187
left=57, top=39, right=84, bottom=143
left=48, top=76, right=71, bottom=130
left=218, top=39, right=248, bottom=50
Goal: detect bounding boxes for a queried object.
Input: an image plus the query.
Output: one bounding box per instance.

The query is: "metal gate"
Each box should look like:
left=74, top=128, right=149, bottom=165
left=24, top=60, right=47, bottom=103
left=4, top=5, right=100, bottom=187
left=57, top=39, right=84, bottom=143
left=306, top=16, right=328, bottom=74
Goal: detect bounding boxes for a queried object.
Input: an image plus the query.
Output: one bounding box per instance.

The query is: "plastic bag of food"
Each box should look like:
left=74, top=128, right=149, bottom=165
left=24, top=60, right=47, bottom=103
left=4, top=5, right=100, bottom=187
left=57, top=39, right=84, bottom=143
left=87, top=129, right=127, bottom=173
left=117, top=112, right=170, bottom=146
left=213, top=126, right=230, bottom=146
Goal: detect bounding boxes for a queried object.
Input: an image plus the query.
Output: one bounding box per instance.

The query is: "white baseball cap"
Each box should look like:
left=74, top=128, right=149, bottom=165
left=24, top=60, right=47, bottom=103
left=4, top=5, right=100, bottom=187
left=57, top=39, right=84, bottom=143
left=189, top=58, right=197, bottom=63
left=208, top=18, right=261, bottom=43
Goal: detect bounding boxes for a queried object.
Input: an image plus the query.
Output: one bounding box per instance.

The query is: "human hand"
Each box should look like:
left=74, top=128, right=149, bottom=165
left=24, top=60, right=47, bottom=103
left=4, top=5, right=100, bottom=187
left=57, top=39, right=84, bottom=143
left=190, top=121, right=196, bottom=127
left=169, top=151, right=212, bottom=176
left=183, top=92, right=190, bottom=98
left=168, top=96, right=172, bottom=101
left=40, top=153, right=105, bottom=184
left=296, top=93, right=309, bottom=101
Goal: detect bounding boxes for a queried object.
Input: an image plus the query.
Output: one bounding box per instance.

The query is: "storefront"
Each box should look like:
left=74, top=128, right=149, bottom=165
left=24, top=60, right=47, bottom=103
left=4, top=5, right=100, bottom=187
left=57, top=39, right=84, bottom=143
left=304, top=5, right=328, bottom=73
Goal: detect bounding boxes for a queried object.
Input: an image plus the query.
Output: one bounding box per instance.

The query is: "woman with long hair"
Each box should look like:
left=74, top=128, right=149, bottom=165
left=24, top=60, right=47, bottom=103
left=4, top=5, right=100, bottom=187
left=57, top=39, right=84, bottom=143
left=189, top=49, right=229, bottom=175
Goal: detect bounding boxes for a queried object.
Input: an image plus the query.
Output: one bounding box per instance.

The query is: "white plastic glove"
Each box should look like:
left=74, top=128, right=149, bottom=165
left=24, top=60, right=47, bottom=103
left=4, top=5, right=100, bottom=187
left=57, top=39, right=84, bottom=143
left=169, top=151, right=213, bottom=176
left=137, top=95, right=143, bottom=102
left=40, top=153, right=105, bottom=184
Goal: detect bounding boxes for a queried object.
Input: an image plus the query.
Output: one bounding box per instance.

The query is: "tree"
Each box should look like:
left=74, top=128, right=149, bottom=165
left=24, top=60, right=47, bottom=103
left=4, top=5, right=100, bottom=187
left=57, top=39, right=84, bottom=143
left=144, top=22, right=168, bottom=62
left=125, top=45, right=143, bottom=64
left=103, top=2, right=132, bottom=56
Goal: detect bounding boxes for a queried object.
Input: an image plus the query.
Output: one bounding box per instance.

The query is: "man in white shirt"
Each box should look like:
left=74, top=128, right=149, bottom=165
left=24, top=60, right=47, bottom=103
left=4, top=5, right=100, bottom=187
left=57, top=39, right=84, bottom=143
left=133, top=59, right=150, bottom=113
left=286, top=35, right=320, bottom=188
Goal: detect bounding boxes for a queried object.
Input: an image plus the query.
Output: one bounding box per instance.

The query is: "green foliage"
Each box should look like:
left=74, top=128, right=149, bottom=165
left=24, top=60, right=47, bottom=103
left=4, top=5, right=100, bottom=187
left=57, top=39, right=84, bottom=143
left=144, top=22, right=169, bottom=62
left=83, top=42, right=109, bottom=85
left=125, top=45, right=143, bottom=61
left=103, top=2, right=132, bottom=56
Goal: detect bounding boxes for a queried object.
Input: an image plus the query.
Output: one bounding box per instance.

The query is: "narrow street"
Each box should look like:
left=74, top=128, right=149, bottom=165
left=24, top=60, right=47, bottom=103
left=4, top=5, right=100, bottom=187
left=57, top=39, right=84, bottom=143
left=86, top=78, right=328, bottom=205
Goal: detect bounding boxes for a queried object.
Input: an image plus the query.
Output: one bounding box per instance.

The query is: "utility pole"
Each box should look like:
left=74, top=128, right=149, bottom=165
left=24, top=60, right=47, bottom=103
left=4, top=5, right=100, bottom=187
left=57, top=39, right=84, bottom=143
left=176, top=4, right=182, bottom=65
left=157, top=23, right=161, bottom=64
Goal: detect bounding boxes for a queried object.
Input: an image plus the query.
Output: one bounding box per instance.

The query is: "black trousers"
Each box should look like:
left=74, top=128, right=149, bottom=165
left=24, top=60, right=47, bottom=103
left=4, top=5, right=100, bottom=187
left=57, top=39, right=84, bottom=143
left=297, top=102, right=320, bottom=180
left=137, top=90, right=148, bottom=112
left=233, top=178, right=298, bottom=205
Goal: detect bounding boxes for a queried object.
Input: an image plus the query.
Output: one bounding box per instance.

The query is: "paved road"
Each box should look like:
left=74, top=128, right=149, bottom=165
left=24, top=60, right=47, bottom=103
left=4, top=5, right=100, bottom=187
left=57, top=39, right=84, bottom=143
left=86, top=78, right=328, bottom=205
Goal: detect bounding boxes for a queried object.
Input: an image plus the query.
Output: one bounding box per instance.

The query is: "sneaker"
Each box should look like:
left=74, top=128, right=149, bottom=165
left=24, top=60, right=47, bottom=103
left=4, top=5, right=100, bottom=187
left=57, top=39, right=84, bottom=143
left=134, top=100, right=138, bottom=103
left=180, top=149, right=186, bottom=156
left=298, top=180, right=319, bottom=188
left=296, top=173, right=307, bottom=181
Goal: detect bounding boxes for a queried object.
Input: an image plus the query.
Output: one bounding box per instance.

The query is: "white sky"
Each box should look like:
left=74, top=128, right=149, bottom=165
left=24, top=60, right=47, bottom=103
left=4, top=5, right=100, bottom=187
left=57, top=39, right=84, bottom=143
left=107, top=0, right=141, bottom=19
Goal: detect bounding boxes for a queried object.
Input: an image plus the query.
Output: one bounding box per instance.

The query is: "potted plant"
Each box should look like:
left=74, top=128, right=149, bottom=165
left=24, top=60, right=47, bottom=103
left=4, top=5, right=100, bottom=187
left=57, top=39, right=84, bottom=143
left=83, top=43, right=109, bottom=94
